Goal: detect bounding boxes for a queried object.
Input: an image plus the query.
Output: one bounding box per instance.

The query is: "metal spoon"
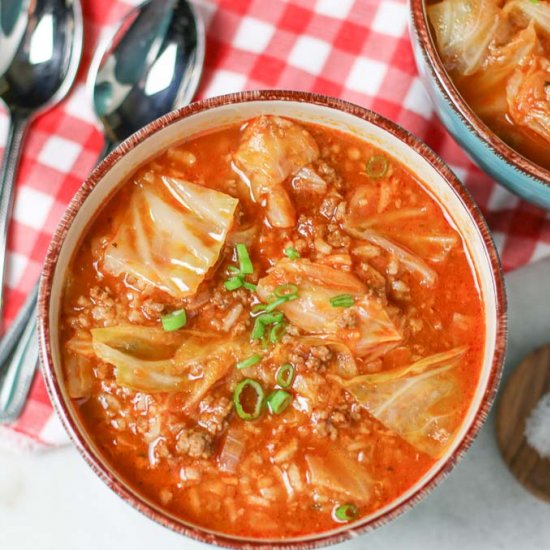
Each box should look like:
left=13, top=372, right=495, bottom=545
left=0, top=0, right=205, bottom=423
left=0, top=0, right=83, bottom=323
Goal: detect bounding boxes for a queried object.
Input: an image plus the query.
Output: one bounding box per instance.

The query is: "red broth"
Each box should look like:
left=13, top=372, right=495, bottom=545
left=60, top=116, right=485, bottom=539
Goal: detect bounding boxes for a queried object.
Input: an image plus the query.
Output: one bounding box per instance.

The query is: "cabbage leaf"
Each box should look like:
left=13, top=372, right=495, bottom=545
left=331, top=347, right=467, bottom=457
left=257, top=259, right=401, bottom=356
left=233, top=116, right=319, bottom=227
left=91, top=326, right=240, bottom=409
left=428, top=0, right=500, bottom=75
left=103, top=176, right=238, bottom=298
left=506, top=55, right=550, bottom=144
left=305, top=448, right=372, bottom=502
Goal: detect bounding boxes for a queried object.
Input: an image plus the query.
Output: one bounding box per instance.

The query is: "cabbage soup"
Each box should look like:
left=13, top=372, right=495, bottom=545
left=60, top=116, right=485, bottom=539
left=428, top=0, right=550, bottom=171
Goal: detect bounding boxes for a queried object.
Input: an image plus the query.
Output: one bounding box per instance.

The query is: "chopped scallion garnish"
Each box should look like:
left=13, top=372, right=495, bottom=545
left=236, top=354, right=262, bottom=370
left=227, top=265, right=241, bottom=275
left=233, top=378, right=264, bottom=420
left=242, top=281, right=257, bottom=291
left=251, top=312, right=284, bottom=341
left=284, top=246, right=300, bottom=260
left=269, top=321, right=286, bottom=343
left=224, top=276, right=243, bottom=291
left=264, top=294, right=298, bottom=313
left=251, top=317, right=267, bottom=340
left=330, top=294, right=355, bottom=308
left=365, top=155, right=389, bottom=179
left=236, top=243, right=253, bottom=275
left=276, top=363, right=295, bottom=388
left=266, top=389, right=292, bottom=415
left=274, top=283, right=299, bottom=298
left=161, top=309, right=187, bottom=331
left=333, top=503, right=359, bottom=523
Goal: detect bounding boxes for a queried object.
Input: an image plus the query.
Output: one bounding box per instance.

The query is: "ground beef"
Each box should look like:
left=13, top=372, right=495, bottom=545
left=325, top=225, right=350, bottom=248
left=305, top=346, right=332, bottom=372
left=311, top=402, right=361, bottom=440
left=198, top=395, right=233, bottom=435
left=176, top=428, right=214, bottom=459
left=336, top=308, right=359, bottom=329
left=316, top=160, right=343, bottom=190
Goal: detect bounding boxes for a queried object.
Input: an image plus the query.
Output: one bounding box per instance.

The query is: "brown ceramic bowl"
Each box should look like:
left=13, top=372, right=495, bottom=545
left=38, top=90, right=507, bottom=548
left=409, top=0, right=550, bottom=209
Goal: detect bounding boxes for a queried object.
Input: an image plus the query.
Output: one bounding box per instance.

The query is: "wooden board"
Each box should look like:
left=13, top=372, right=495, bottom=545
left=496, top=345, right=550, bottom=502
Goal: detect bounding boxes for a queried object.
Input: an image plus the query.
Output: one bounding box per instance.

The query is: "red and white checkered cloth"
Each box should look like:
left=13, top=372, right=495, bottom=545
left=1, top=0, right=549, bottom=448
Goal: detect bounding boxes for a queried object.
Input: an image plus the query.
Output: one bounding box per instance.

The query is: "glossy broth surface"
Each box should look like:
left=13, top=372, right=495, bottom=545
left=60, top=116, right=485, bottom=538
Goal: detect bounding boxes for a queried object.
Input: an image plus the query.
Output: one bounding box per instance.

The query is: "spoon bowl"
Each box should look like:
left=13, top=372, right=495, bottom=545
left=90, top=0, right=204, bottom=153
left=0, top=0, right=82, bottom=114
left=0, top=0, right=83, bottom=322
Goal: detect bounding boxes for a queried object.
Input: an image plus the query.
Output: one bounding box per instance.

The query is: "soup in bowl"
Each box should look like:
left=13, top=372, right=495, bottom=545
left=410, top=0, right=550, bottom=208
left=38, top=91, right=506, bottom=547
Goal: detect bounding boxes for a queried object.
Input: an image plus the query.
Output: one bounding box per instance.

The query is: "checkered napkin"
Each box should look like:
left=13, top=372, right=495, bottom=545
left=1, top=0, right=548, bottom=449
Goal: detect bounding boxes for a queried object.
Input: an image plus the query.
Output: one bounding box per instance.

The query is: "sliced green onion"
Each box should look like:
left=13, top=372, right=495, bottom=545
left=236, top=354, right=262, bottom=370
left=266, top=389, right=292, bottom=415
left=269, top=321, right=286, bottom=343
left=251, top=312, right=284, bottom=341
left=161, top=309, right=187, bottom=331
left=236, top=243, right=253, bottom=275
left=284, top=247, right=301, bottom=260
left=365, top=155, right=389, bottom=179
left=242, top=281, right=257, bottom=291
left=264, top=294, right=298, bottom=313
left=276, top=364, right=295, bottom=388
left=333, top=503, right=359, bottom=523
left=224, top=276, right=243, bottom=291
left=251, top=317, right=267, bottom=341
left=330, top=294, right=355, bottom=308
left=227, top=265, right=241, bottom=275
left=257, top=312, right=284, bottom=325
left=274, top=283, right=299, bottom=298
left=234, top=379, right=264, bottom=420
left=252, top=303, right=267, bottom=313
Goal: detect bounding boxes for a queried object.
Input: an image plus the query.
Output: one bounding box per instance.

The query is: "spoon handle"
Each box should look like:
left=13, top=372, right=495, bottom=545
left=0, top=112, right=30, bottom=324
left=0, top=312, right=38, bottom=423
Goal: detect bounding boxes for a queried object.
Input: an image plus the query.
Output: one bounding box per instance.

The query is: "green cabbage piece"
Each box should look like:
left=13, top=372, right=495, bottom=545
left=103, top=176, right=238, bottom=298
left=332, top=347, right=467, bottom=458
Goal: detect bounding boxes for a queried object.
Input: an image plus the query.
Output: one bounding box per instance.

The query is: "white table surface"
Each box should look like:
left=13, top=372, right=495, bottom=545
left=1, top=258, right=549, bottom=550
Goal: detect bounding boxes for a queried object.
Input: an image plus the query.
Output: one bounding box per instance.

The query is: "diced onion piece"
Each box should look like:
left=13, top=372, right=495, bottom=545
left=219, top=427, right=245, bottom=473
left=291, top=166, right=328, bottom=193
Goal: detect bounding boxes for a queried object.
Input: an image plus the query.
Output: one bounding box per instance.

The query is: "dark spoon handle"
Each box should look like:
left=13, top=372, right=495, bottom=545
left=0, top=112, right=30, bottom=325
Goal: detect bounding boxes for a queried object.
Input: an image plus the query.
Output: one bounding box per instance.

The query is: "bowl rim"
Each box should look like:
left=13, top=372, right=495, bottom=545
left=37, top=89, right=507, bottom=549
left=409, top=0, right=550, bottom=187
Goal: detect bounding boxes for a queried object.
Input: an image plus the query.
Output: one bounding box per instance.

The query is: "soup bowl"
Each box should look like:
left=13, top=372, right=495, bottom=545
left=409, top=0, right=550, bottom=209
left=38, top=90, right=506, bottom=548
